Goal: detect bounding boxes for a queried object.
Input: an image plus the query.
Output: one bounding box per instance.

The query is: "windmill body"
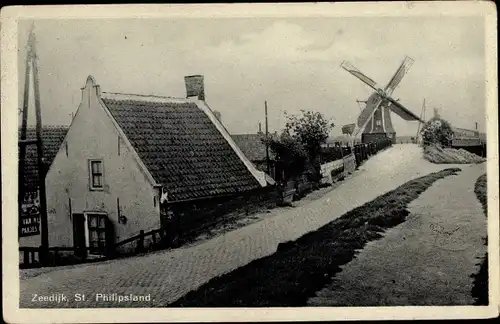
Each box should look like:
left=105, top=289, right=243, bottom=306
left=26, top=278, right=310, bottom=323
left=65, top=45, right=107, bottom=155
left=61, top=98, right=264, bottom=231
left=359, top=93, right=397, bottom=143
left=341, top=56, right=424, bottom=144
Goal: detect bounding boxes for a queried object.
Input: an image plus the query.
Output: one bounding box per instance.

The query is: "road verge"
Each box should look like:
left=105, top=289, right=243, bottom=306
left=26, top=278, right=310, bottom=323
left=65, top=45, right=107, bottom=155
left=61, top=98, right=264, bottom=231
left=471, top=173, right=488, bottom=305
left=170, top=167, right=462, bottom=307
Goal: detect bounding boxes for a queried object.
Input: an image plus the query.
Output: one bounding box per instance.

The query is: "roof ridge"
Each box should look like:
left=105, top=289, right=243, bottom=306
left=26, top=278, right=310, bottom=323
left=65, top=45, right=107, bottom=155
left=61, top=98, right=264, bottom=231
left=18, top=125, right=70, bottom=129
left=101, top=91, right=189, bottom=101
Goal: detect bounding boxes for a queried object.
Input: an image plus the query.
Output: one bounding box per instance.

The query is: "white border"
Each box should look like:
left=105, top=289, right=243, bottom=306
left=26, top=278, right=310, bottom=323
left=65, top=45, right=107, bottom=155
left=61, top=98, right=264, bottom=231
left=2, top=2, right=498, bottom=323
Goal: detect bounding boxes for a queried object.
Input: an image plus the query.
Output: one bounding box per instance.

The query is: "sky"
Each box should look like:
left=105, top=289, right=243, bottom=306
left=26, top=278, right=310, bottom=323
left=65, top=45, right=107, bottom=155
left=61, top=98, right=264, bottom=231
left=18, top=17, right=486, bottom=137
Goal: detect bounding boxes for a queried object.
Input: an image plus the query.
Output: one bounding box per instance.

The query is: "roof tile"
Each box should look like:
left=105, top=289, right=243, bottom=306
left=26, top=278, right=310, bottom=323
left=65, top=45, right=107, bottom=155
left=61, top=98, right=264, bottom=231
left=18, top=126, right=69, bottom=191
left=103, top=96, right=260, bottom=201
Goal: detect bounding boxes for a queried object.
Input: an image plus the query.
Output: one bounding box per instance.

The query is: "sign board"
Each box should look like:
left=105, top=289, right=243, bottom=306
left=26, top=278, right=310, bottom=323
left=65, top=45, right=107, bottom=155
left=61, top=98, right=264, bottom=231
left=342, top=152, right=356, bottom=174
left=452, top=127, right=479, bottom=138
left=19, top=190, right=41, bottom=237
left=342, top=123, right=356, bottom=135
left=452, top=137, right=482, bottom=147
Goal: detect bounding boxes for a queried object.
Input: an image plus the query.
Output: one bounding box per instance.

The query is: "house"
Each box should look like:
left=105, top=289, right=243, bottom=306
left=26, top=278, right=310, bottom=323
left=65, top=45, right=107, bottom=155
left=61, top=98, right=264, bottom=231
left=41, top=75, right=274, bottom=254
left=18, top=126, right=69, bottom=247
left=231, top=131, right=278, bottom=181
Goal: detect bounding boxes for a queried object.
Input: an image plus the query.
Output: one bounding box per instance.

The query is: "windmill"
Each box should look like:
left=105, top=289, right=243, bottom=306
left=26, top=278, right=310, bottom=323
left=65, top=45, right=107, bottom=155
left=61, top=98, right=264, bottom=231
left=341, top=56, right=424, bottom=144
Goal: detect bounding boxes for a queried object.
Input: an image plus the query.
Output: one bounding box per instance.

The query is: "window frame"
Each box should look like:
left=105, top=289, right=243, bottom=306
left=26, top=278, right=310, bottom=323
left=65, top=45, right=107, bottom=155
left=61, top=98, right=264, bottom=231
left=85, top=212, right=108, bottom=255
left=88, top=159, right=104, bottom=191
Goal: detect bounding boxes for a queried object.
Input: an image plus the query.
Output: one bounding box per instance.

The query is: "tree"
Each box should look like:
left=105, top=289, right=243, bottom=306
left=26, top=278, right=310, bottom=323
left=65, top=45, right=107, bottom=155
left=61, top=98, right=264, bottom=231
left=420, top=117, right=454, bottom=147
left=262, top=110, right=334, bottom=184
left=284, top=110, right=335, bottom=180
left=261, top=131, right=307, bottom=184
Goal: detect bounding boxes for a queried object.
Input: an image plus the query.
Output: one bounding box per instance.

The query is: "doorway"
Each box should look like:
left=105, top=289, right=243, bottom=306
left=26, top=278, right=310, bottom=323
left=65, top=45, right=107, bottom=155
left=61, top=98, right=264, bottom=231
left=73, top=212, right=113, bottom=256
left=72, top=213, right=87, bottom=258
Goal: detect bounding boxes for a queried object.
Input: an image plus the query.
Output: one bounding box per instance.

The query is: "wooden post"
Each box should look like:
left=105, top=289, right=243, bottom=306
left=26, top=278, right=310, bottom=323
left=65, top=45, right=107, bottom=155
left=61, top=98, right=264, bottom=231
left=29, top=30, right=50, bottom=264
left=137, top=230, right=145, bottom=253
left=265, top=101, right=270, bottom=175
left=23, top=249, right=29, bottom=266
left=18, top=27, right=33, bottom=220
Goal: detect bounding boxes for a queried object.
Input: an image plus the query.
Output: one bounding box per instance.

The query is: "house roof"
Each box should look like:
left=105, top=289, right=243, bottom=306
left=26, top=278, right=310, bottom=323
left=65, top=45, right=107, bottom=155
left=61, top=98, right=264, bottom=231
left=231, top=133, right=271, bottom=162
left=19, top=126, right=69, bottom=191
left=100, top=92, right=262, bottom=201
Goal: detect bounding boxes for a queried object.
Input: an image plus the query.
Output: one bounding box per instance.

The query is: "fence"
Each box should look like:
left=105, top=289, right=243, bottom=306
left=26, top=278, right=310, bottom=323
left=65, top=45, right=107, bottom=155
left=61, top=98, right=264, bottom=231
left=19, top=246, right=110, bottom=269
left=352, top=138, right=392, bottom=168
left=320, top=138, right=392, bottom=166
left=20, top=138, right=394, bottom=270
left=20, top=187, right=280, bottom=269
left=319, top=138, right=393, bottom=186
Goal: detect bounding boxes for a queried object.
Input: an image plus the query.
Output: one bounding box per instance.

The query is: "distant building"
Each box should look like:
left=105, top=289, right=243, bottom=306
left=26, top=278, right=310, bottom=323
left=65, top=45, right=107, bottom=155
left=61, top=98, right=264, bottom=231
left=32, top=75, right=273, bottom=254
left=451, top=127, right=485, bottom=146
left=231, top=133, right=278, bottom=181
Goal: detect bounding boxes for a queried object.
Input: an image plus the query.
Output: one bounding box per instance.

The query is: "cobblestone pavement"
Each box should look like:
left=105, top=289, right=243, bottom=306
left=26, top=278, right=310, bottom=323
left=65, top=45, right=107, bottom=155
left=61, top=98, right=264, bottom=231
left=20, top=144, right=460, bottom=308
left=308, top=163, right=486, bottom=306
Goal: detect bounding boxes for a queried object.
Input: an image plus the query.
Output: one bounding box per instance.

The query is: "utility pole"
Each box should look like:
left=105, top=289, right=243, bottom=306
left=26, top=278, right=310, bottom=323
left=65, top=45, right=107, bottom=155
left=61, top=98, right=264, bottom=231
left=32, top=29, right=49, bottom=260
left=19, top=30, right=33, bottom=215
left=415, top=98, right=426, bottom=143
left=19, top=25, right=49, bottom=263
left=265, top=101, right=270, bottom=175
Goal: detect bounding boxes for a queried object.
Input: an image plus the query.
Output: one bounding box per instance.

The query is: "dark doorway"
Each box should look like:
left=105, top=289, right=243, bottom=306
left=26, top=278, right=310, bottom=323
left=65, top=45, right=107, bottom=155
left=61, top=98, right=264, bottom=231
left=72, top=213, right=87, bottom=258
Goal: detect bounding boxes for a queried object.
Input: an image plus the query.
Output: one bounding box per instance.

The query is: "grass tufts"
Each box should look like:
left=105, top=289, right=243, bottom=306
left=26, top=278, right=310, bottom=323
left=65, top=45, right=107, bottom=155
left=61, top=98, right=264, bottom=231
left=471, top=173, right=488, bottom=305
left=169, top=168, right=461, bottom=307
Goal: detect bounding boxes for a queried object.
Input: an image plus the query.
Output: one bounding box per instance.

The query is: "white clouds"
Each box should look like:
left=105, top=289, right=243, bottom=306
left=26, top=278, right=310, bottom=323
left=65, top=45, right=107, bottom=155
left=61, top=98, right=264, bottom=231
left=18, top=17, right=486, bottom=135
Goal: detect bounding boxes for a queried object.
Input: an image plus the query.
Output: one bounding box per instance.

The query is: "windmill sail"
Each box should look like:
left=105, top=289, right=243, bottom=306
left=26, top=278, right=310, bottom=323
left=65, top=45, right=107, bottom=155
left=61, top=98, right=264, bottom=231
left=384, top=56, right=414, bottom=96
left=350, top=93, right=385, bottom=140
left=386, top=97, right=423, bottom=122
left=340, top=61, right=379, bottom=91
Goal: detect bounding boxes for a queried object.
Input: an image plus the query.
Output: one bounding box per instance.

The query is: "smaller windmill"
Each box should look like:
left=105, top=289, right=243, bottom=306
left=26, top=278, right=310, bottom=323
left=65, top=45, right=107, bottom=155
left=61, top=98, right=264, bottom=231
left=341, top=56, right=425, bottom=144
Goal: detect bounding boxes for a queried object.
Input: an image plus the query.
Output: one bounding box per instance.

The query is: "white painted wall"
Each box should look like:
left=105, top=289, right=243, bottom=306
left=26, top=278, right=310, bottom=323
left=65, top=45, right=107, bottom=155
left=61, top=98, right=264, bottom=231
left=44, top=76, right=160, bottom=248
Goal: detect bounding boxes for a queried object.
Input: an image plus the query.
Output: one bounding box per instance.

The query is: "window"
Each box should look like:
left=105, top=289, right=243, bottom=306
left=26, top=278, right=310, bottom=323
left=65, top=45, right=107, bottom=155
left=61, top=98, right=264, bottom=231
left=87, top=213, right=107, bottom=254
left=89, top=160, right=103, bottom=190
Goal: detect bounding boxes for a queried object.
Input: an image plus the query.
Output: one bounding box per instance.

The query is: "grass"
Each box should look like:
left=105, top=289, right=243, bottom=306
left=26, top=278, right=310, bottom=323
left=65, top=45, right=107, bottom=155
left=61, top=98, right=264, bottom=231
left=471, top=173, right=488, bottom=305
left=169, top=167, right=461, bottom=307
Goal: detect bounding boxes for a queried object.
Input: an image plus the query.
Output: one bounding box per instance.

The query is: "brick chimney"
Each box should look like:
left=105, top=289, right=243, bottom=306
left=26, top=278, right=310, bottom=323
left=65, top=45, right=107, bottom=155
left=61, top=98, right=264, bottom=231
left=184, top=75, right=205, bottom=101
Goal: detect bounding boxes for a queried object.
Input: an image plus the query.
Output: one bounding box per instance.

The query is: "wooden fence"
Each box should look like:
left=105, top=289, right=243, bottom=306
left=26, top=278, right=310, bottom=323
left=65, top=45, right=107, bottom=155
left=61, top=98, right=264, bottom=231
left=20, top=138, right=394, bottom=269
left=19, top=246, right=109, bottom=269
left=20, top=229, right=167, bottom=269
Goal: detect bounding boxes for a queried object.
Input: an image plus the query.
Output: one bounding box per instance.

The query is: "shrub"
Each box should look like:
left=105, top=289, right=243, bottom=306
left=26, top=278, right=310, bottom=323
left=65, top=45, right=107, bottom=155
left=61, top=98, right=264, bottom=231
left=420, top=117, right=454, bottom=147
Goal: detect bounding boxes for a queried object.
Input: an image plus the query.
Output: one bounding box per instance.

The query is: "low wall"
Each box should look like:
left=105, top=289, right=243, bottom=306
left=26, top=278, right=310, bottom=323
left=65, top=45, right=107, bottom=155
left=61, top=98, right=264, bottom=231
left=320, top=152, right=356, bottom=185
left=169, top=186, right=279, bottom=240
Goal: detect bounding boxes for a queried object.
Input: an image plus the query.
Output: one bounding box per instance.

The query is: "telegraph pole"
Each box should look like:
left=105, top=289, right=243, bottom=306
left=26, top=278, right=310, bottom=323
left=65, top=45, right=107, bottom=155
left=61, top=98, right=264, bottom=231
left=415, top=98, right=426, bottom=143
left=265, top=101, right=270, bottom=175
left=18, top=31, right=33, bottom=214
left=19, top=25, right=49, bottom=263
left=32, top=29, right=49, bottom=259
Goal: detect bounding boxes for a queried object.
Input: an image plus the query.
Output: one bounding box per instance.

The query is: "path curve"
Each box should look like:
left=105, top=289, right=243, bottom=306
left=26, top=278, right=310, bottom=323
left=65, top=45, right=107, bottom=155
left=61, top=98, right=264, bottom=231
left=308, top=163, right=487, bottom=306
left=19, top=144, right=466, bottom=308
